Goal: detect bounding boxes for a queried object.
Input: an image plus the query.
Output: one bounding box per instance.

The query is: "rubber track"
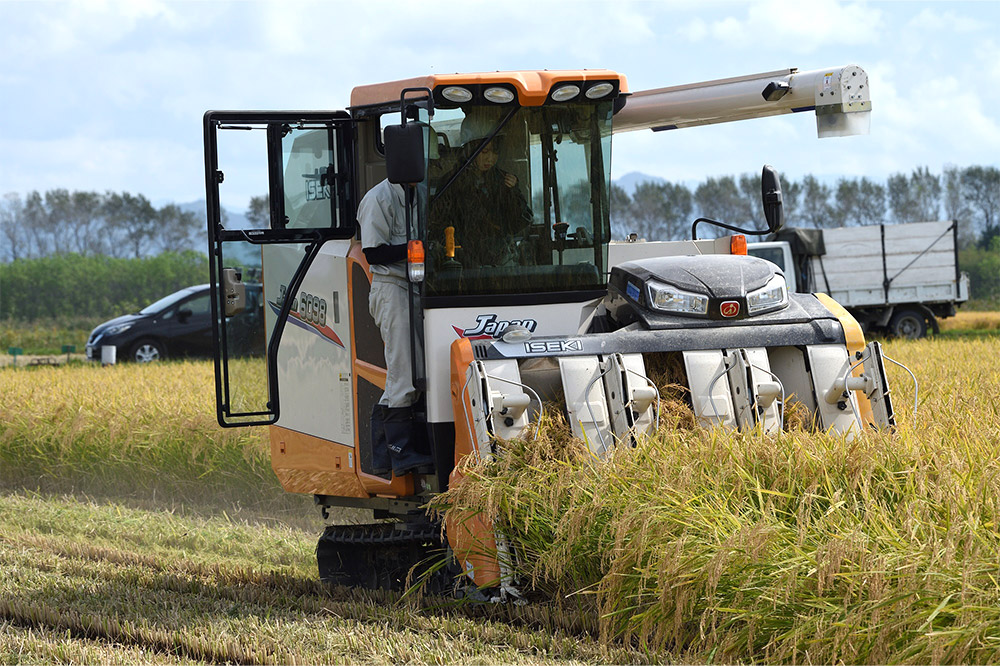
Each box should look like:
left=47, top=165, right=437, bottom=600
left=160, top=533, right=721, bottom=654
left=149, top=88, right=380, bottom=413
left=317, top=521, right=451, bottom=592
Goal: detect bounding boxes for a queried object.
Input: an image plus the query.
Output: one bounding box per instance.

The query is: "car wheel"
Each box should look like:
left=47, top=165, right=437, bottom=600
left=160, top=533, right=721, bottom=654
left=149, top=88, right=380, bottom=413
left=888, top=309, right=928, bottom=339
left=131, top=338, right=165, bottom=362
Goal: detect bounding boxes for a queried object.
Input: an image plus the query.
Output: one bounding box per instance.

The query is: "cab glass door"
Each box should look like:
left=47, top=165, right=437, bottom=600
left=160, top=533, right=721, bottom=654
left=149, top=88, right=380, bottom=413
left=204, top=111, right=356, bottom=426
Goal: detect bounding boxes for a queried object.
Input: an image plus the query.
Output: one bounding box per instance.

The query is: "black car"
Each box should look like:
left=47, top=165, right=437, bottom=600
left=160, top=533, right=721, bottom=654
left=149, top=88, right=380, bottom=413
left=85, top=283, right=264, bottom=363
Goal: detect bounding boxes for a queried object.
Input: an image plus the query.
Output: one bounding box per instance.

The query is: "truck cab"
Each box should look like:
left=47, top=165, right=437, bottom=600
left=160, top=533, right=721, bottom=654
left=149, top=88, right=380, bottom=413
left=747, top=241, right=798, bottom=292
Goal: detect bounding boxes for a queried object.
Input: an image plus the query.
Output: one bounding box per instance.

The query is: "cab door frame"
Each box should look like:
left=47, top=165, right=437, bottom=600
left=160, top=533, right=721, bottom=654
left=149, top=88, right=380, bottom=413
left=203, top=110, right=357, bottom=427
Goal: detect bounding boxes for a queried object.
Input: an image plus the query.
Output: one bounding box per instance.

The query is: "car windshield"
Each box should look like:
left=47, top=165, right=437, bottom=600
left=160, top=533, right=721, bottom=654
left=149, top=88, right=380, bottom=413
left=140, top=288, right=201, bottom=315
left=424, top=101, right=613, bottom=298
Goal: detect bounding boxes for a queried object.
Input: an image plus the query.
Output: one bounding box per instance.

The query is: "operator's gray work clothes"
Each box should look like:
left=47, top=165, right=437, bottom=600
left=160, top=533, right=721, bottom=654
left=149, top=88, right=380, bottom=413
left=358, top=180, right=419, bottom=409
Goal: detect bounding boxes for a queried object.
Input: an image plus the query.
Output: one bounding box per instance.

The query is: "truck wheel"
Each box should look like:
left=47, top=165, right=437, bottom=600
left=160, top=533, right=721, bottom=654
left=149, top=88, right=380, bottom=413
left=888, top=309, right=927, bottom=339
left=130, top=339, right=165, bottom=362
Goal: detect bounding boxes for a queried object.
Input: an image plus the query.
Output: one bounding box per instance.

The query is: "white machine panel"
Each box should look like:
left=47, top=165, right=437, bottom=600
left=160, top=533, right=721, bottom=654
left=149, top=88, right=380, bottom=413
left=603, top=353, right=657, bottom=444
left=767, top=346, right=818, bottom=415
left=262, top=241, right=354, bottom=445
left=727, top=347, right=782, bottom=434
left=806, top=344, right=861, bottom=437
left=683, top=350, right=737, bottom=428
left=558, top=356, right=612, bottom=457
left=481, top=359, right=532, bottom=441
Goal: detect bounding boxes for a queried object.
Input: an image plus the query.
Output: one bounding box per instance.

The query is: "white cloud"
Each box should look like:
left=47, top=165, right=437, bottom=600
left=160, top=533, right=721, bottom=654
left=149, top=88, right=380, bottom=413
left=0, top=134, right=204, bottom=202
left=683, top=17, right=709, bottom=41
left=976, top=39, right=1000, bottom=88
left=907, top=7, right=986, bottom=33
left=690, top=0, right=883, bottom=52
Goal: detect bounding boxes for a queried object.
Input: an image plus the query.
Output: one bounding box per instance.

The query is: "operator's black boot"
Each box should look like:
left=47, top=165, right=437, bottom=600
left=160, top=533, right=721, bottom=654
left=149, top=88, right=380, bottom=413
left=383, top=406, right=434, bottom=476
left=369, top=404, right=391, bottom=475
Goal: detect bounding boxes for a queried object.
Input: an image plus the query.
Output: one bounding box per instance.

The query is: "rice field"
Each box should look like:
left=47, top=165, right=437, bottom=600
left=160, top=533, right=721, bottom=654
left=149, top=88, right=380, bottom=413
left=1, top=325, right=998, bottom=663
left=938, top=309, right=1000, bottom=333
left=440, top=335, right=1000, bottom=662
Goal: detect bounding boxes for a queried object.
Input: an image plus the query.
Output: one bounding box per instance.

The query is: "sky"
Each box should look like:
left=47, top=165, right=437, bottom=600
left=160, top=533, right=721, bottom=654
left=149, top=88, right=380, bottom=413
left=2, top=0, right=999, bottom=212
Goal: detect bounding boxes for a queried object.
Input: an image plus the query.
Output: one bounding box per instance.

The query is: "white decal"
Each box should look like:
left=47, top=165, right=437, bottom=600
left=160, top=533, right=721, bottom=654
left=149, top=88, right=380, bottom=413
left=459, top=314, right=538, bottom=339
left=524, top=339, right=583, bottom=354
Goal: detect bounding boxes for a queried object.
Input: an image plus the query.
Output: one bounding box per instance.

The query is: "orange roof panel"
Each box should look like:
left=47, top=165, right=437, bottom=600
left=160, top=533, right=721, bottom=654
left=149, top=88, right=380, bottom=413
left=350, top=69, right=627, bottom=108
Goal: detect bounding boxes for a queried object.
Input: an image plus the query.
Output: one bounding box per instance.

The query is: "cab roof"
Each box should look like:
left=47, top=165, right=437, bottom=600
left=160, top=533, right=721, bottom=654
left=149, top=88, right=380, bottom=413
left=350, top=69, right=627, bottom=108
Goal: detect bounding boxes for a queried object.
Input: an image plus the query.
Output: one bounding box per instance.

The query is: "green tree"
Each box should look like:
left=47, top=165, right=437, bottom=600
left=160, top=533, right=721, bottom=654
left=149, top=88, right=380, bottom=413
left=737, top=173, right=763, bottom=229
left=153, top=204, right=201, bottom=254
left=959, top=236, right=1000, bottom=302
left=625, top=181, right=692, bottom=241
left=781, top=178, right=802, bottom=226
left=833, top=177, right=886, bottom=227
left=960, top=166, right=1000, bottom=247
left=246, top=195, right=270, bottom=228
left=609, top=183, right=633, bottom=239
left=22, top=191, right=48, bottom=258
left=797, top=175, right=835, bottom=228
left=695, top=176, right=748, bottom=232
left=0, top=193, right=27, bottom=261
left=888, top=167, right=941, bottom=223
left=103, top=192, right=157, bottom=258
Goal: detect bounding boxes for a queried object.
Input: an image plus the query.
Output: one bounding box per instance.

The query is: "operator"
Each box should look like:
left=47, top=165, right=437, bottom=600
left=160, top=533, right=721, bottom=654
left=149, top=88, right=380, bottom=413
left=431, top=137, right=533, bottom=266
left=357, top=178, right=434, bottom=477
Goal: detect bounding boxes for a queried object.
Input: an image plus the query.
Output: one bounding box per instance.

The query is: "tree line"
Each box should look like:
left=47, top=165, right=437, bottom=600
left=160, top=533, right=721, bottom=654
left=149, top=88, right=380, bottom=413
left=1, top=165, right=996, bottom=317
left=0, top=251, right=208, bottom=322
left=2, top=166, right=996, bottom=261
left=0, top=190, right=201, bottom=262
left=611, top=165, right=1000, bottom=250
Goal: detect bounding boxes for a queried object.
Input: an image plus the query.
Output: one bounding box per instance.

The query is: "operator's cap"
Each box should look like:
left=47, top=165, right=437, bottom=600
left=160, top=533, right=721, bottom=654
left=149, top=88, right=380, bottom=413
left=459, top=107, right=504, bottom=145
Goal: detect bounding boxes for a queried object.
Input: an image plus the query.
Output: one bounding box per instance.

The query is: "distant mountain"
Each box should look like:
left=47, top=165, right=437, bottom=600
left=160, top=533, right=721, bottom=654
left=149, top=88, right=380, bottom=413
left=613, top=171, right=668, bottom=195
left=178, top=200, right=250, bottom=231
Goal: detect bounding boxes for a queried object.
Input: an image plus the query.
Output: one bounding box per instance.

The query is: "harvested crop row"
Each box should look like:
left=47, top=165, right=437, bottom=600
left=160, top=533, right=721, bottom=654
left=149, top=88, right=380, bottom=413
left=0, top=492, right=656, bottom=664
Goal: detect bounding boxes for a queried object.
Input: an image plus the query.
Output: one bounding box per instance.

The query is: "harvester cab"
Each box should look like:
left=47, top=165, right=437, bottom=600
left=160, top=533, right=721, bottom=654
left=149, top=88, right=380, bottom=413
left=203, top=65, right=895, bottom=593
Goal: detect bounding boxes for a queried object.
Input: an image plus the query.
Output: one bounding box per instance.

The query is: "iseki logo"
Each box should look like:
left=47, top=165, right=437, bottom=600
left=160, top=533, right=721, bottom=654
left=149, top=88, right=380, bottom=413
left=720, top=301, right=740, bottom=318
left=456, top=314, right=538, bottom=340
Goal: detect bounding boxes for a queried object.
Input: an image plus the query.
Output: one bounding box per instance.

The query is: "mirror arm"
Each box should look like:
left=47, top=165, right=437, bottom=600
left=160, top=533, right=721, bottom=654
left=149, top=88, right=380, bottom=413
left=691, top=217, right=774, bottom=241
left=398, top=87, right=435, bottom=125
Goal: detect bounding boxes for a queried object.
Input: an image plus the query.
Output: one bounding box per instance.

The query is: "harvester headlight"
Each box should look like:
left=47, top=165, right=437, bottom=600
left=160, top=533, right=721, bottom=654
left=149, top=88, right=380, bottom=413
left=585, top=82, right=614, bottom=99
left=646, top=280, right=709, bottom=315
left=747, top=274, right=788, bottom=314
left=441, top=86, right=473, bottom=103
left=484, top=86, right=515, bottom=104
left=501, top=324, right=533, bottom=343
left=551, top=84, right=581, bottom=102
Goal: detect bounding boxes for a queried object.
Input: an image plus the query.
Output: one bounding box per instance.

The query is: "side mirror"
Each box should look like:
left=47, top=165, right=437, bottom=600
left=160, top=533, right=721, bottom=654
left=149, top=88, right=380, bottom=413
left=761, top=165, right=785, bottom=233
left=177, top=308, right=193, bottom=323
left=384, top=123, right=426, bottom=184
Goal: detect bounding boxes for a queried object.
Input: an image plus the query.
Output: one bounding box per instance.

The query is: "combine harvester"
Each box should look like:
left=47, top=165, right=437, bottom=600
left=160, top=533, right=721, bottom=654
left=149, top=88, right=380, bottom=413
left=203, top=65, right=898, bottom=595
